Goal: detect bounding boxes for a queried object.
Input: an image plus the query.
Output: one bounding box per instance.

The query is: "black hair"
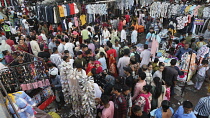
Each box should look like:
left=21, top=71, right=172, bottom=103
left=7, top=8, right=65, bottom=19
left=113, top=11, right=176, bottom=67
left=124, top=49, right=130, bottom=55
left=180, top=38, right=186, bottom=42
left=132, top=105, right=141, bottom=113
left=183, top=100, right=193, bottom=108
left=153, top=77, right=162, bottom=99
left=63, top=56, right=69, bottom=61
left=101, top=95, right=109, bottom=105
left=201, top=60, right=208, bottom=65
left=123, top=26, right=126, bottom=29
left=64, top=50, right=69, bottom=54
left=77, top=51, right=83, bottom=55
left=2, top=50, right=8, bottom=55
left=113, top=84, right=122, bottom=92
left=122, top=85, right=130, bottom=92
left=161, top=100, right=171, bottom=112
left=100, top=52, right=105, bottom=57
left=85, top=50, right=91, bottom=55
left=57, top=35, right=61, bottom=39
left=170, top=59, right=177, bottom=66
left=154, top=58, right=159, bottom=63
left=144, top=44, right=148, bottom=49
left=131, top=26, right=135, bottom=30
left=55, top=40, right=60, bottom=45
left=199, top=36, right=204, bottom=41
left=40, top=44, right=44, bottom=51
left=138, top=72, right=146, bottom=80
left=143, top=84, right=152, bottom=93
left=65, top=38, right=69, bottom=42
left=107, top=42, right=112, bottom=48
left=52, top=47, right=57, bottom=53
left=91, top=68, right=96, bottom=75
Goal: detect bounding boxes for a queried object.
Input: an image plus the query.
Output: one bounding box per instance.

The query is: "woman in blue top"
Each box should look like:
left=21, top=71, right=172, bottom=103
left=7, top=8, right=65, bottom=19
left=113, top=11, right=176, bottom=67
left=154, top=100, right=174, bottom=118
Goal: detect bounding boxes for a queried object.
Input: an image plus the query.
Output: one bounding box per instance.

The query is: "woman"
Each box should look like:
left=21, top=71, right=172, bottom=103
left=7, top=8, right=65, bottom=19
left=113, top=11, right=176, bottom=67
left=2, top=50, right=14, bottom=64
left=134, top=85, right=152, bottom=114
left=37, top=44, right=50, bottom=60
left=110, top=28, right=119, bottom=45
left=96, top=47, right=107, bottom=60
left=153, top=64, right=165, bottom=80
left=150, top=77, right=166, bottom=110
left=17, top=39, right=28, bottom=52
left=154, top=100, right=174, bottom=118
left=112, top=40, right=121, bottom=62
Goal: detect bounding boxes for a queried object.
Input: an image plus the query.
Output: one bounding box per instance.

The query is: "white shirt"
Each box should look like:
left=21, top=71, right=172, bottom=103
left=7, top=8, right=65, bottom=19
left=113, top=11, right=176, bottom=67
left=22, top=19, right=29, bottom=29
left=102, top=30, right=110, bottom=39
left=121, top=29, right=126, bottom=42
left=58, top=43, right=64, bottom=53
left=198, top=66, right=209, bottom=77
left=64, top=42, right=75, bottom=57
left=131, top=30, right=138, bottom=44
left=93, top=83, right=102, bottom=98
left=98, top=57, right=107, bottom=70
left=140, top=49, right=151, bottom=67
left=50, top=53, right=63, bottom=67
left=68, top=22, right=73, bottom=29
left=40, top=33, right=48, bottom=43
left=30, top=40, right=41, bottom=57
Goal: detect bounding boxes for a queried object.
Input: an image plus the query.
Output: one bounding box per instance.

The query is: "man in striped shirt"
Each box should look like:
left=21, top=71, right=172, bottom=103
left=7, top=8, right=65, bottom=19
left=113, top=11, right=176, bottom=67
left=194, top=96, right=210, bottom=118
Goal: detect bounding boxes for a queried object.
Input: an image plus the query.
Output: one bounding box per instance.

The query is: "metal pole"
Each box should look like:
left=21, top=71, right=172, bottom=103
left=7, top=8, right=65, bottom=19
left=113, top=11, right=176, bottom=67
left=0, top=80, right=21, bottom=118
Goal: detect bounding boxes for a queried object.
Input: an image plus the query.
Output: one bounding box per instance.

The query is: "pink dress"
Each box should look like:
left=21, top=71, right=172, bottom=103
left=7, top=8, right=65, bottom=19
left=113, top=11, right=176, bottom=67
left=101, top=101, right=114, bottom=118
left=164, top=87, right=171, bottom=101
left=151, top=36, right=159, bottom=58
left=132, top=81, right=146, bottom=101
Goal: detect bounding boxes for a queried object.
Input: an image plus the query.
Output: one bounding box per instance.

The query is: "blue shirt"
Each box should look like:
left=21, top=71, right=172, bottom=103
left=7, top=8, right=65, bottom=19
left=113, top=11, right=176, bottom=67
left=174, top=106, right=196, bottom=118
left=175, top=48, right=194, bottom=59
left=155, top=107, right=174, bottom=118
left=50, top=75, right=62, bottom=90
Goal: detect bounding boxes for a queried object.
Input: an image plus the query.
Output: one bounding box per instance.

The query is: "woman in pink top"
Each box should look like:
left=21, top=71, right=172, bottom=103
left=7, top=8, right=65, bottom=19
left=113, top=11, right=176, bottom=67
left=101, top=95, right=114, bottom=118
left=132, top=72, right=147, bottom=101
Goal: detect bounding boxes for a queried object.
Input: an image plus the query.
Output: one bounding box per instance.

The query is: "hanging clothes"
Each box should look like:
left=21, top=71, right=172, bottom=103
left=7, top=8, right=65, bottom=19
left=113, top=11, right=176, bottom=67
left=58, top=5, right=65, bottom=18
left=80, top=14, right=86, bottom=26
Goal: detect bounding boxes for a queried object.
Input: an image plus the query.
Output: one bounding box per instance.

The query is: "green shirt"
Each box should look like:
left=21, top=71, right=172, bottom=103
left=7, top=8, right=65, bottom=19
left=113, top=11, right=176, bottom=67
left=81, top=29, right=89, bottom=40
left=3, top=24, right=10, bottom=32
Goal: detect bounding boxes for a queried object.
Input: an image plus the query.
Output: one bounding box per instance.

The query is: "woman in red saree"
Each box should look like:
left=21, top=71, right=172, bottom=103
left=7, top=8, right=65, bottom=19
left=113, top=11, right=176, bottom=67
left=17, top=39, right=28, bottom=52
left=108, top=54, right=118, bottom=77
left=134, top=85, right=152, bottom=113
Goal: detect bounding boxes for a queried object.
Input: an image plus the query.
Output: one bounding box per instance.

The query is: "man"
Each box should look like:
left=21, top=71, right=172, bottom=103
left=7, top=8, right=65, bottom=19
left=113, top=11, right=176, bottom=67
left=112, top=84, right=127, bottom=118
left=140, top=44, right=151, bottom=67
left=101, top=95, right=114, bottom=118
left=40, top=30, right=48, bottom=44
left=194, top=96, right=210, bottom=118
left=58, top=38, right=66, bottom=54
left=48, top=36, right=57, bottom=54
left=81, top=26, right=89, bottom=42
left=151, top=18, right=162, bottom=33
left=86, top=39, right=95, bottom=55
left=22, top=16, right=29, bottom=35
left=74, top=51, right=87, bottom=69
left=174, top=100, right=196, bottom=118
left=121, top=26, right=127, bottom=43
left=175, top=43, right=193, bottom=60
left=117, top=49, right=130, bottom=76
left=131, top=105, right=148, bottom=118
left=30, top=36, right=40, bottom=57
left=123, top=66, right=134, bottom=93
left=162, top=59, right=178, bottom=96
left=203, top=26, right=210, bottom=42
left=64, top=38, right=75, bottom=58
left=49, top=70, right=64, bottom=110
left=131, top=26, right=138, bottom=45
left=102, top=27, right=110, bottom=45
left=142, top=64, right=152, bottom=85
left=122, top=86, right=132, bottom=117
left=50, top=47, right=63, bottom=67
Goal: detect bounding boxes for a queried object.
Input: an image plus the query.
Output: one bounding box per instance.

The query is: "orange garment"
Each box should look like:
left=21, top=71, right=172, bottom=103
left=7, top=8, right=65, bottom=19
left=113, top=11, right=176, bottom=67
left=58, top=5, right=65, bottom=17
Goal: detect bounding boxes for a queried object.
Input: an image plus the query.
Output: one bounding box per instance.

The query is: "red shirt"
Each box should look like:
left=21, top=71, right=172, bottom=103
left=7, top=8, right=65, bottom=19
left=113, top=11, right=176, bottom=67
left=69, top=3, right=75, bottom=15
left=6, top=39, right=14, bottom=46
left=106, top=49, right=117, bottom=58
left=125, top=15, right=130, bottom=23
left=118, top=21, right=123, bottom=31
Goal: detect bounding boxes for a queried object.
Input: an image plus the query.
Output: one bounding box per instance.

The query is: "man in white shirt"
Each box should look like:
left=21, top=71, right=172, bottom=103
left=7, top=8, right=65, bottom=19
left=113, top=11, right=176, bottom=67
left=58, top=39, right=66, bottom=54
left=121, top=26, right=127, bottom=43
left=140, top=44, right=151, bottom=67
left=22, top=16, right=29, bottom=35
left=102, top=27, right=110, bottom=45
left=64, top=38, right=75, bottom=57
left=68, top=19, right=73, bottom=30
left=40, top=30, right=48, bottom=44
left=50, top=47, right=63, bottom=67
left=131, top=26, right=138, bottom=45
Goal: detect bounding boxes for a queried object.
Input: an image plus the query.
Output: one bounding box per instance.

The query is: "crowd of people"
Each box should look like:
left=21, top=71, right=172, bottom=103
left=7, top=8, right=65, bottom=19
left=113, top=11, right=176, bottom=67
left=0, top=4, right=210, bottom=118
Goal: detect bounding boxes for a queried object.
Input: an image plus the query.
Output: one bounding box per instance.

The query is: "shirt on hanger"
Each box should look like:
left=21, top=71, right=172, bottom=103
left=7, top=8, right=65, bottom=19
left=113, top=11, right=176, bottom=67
left=80, top=14, right=86, bottom=26
left=58, top=5, right=65, bottom=17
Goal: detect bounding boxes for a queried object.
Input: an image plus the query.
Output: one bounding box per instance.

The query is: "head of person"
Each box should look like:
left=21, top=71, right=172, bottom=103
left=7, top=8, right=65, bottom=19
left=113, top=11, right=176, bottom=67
left=55, top=40, right=60, bottom=47
left=50, top=70, right=57, bottom=79
left=94, top=61, right=101, bottom=68
left=183, top=100, right=193, bottom=114
left=132, top=105, right=143, bottom=117
left=63, top=56, right=70, bottom=62
left=156, top=18, right=160, bottom=23
left=52, top=47, right=58, bottom=54
left=161, top=100, right=171, bottom=112
left=159, top=64, right=165, bottom=72
left=76, top=63, right=83, bottom=71
left=81, top=44, right=88, bottom=52
left=107, top=42, right=112, bottom=48
left=180, top=38, right=186, bottom=44
left=201, top=60, right=208, bottom=67
left=115, top=76, right=124, bottom=85
left=124, top=49, right=130, bottom=56
left=100, top=52, right=105, bottom=57
left=112, top=84, right=122, bottom=95
left=147, top=63, right=153, bottom=71
left=115, top=39, right=119, bottom=45
left=142, top=84, right=152, bottom=94
left=188, top=32, right=192, bottom=36
left=101, top=95, right=110, bottom=108
left=170, top=59, right=177, bottom=66
left=131, top=26, right=135, bottom=31
left=122, top=85, right=131, bottom=96
left=154, top=58, right=159, bottom=63
left=2, top=50, right=9, bottom=56
left=123, top=66, right=132, bottom=76
left=64, top=50, right=69, bottom=56
left=18, top=39, right=25, bottom=45
left=149, top=28, right=154, bottom=33
left=144, top=44, right=148, bottom=49
left=199, top=36, right=204, bottom=41
left=142, top=64, right=148, bottom=71
left=138, top=72, right=146, bottom=81
left=184, top=43, right=189, bottom=49
left=77, top=51, right=83, bottom=58
left=123, top=26, right=126, bottom=29
left=52, top=36, right=57, bottom=42
left=85, top=49, right=92, bottom=57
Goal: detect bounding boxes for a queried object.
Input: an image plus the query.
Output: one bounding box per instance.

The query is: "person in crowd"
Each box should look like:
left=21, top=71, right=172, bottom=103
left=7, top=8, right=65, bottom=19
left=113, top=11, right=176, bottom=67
left=150, top=77, right=166, bottom=110
left=121, top=26, right=127, bottom=43
left=30, top=36, right=40, bottom=56
left=98, top=52, right=107, bottom=70
left=194, top=60, right=209, bottom=92
left=153, top=64, right=165, bottom=80
left=154, top=100, right=174, bottom=118
left=162, top=59, right=178, bottom=96
left=57, top=38, right=65, bottom=54
left=112, top=40, right=121, bottom=62
left=2, top=50, right=14, bottom=64
left=74, top=51, right=87, bottom=69
left=112, top=84, right=127, bottom=118
left=175, top=43, right=193, bottom=60
left=174, top=100, right=196, bottom=118
left=185, top=32, right=192, bottom=44
left=48, top=36, right=57, bottom=53
left=102, top=27, right=110, bottom=45
left=64, top=38, right=75, bottom=58
left=194, top=95, right=210, bottom=118
left=133, top=85, right=152, bottom=113
left=110, top=28, right=119, bottom=45
left=140, top=44, right=151, bottom=67
left=17, top=39, right=28, bottom=52
left=81, top=25, right=89, bottom=43
left=38, top=44, right=50, bottom=59
left=131, top=105, right=148, bottom=118
left=131, top=26, right=138, bottom=45
left=145, top=28, right=155, bottom=45
left=117, top=49, right=130, bottom=76
left=196, top=36, right=206, bottom=49
left=94, top=61, right=103, bottom=74
left=50, top=47, right=62, bottom=67
left=175, top=38, right=186, bottom=53
left=132, top=72, right=147, bottom=101
left=142, top=64, right=152, bottom=85
left=100, top=95, right=114, bottom=118
left=122, top=85, right=132, bottom=117
left=123, top=66, right=134, bottom=92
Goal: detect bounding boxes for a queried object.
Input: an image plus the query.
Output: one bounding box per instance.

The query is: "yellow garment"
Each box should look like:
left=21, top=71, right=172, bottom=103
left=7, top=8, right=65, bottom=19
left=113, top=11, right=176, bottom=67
left=48, top=112, right=61, bottom=118
left=168, top=28, right=176, bottom=35
left=58, top=5, right=65, bottom=17
left=185, top=5, right=192, bottom=14
left=80, top=15, right=86, bottom=26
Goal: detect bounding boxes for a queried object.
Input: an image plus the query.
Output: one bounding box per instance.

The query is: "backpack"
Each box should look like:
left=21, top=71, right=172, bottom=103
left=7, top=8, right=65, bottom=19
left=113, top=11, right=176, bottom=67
left=134, top=52, right=141, bottom=63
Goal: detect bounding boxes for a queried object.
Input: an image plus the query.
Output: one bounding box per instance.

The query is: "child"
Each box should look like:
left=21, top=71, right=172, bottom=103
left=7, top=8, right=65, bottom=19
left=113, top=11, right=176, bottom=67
left=194, top=60, right=209, bottom=92
left=122, top=85, right=132, bottom=117
left=164, top=83, right=171, bottom=101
